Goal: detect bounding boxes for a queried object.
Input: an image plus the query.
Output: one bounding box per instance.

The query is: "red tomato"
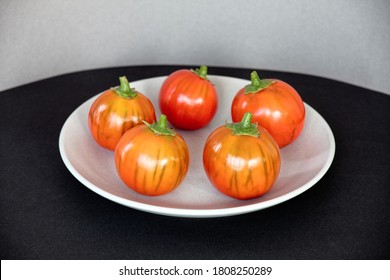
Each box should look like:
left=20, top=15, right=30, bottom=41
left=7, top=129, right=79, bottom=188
left=88, top=76, right=156, bottom=151
left=115, top=115, right=190, bottom=196
left=203, top=113, right=281, bottom=200
left=231, top=71, right=305, bottom=148
left=159, top=65, right=218, bottom=130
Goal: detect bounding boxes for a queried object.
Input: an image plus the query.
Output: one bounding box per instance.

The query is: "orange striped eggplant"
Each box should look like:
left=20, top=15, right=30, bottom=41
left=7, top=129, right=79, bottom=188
left=203, top=113, right=281, bottom=200
left=231, top=71, right=305, bottom=148
left=159, top=65, right=218, bottom=130
left=88, top=76, right=156, bottom=151
left=115, top=115, right=189, bottom=196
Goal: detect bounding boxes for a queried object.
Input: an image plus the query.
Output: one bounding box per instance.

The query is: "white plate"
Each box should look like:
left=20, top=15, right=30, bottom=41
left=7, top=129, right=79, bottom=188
left=59, top=75, right=335, bottom=218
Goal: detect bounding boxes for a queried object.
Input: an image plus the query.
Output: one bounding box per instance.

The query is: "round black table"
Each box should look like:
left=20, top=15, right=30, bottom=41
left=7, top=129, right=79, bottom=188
left=1, top=65, right=389, bottom=259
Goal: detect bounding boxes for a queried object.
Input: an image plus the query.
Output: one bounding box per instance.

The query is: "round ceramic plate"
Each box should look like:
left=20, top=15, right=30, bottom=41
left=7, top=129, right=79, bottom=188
left=59, top=75, right=335, bottom=218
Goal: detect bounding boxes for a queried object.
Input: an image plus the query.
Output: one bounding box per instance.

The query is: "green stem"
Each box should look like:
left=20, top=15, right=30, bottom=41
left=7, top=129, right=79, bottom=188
left=113, top=76, right=138, bottom=98
left=241, top=112, right=252, bottom=128
left=226, top=112, right=259, bottom=137
left=191, top=65, right=208, bottom=80
left=245, top=71, right=274, bottom=94
left=144, top=115, right=176, bottom=136
left=251, top=71, right=261, bottom=87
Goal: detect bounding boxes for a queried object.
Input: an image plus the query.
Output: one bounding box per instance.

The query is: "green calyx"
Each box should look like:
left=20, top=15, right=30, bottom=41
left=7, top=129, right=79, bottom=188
left=191, top=65, right=209, bottom=80
left=226, top=112, right=259, bottom=137
left=244, top=71, right=274, bottom=94
left=144, top=115, right=176, bottom=136
left=113, top=76, right=138, bottom=99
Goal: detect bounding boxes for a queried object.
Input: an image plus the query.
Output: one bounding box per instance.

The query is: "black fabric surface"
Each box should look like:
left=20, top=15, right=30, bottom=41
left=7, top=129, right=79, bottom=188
left=1, top=65, right=389, bottom=260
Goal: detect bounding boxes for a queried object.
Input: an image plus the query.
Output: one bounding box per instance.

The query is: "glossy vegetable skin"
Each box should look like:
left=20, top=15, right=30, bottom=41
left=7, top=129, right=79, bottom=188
left=203, top=113, right=281, bottom=200
left=115, top=115, right=190, bottom=196
left=231, top=71, right=305, bottom=148
left=88, top=76, right=156, bottom=151
left=159, top=65, right=218, bottom=130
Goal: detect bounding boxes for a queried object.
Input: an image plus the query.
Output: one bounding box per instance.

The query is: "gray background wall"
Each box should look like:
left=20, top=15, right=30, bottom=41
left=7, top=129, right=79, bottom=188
left=1, top=0, right=389, bottom=94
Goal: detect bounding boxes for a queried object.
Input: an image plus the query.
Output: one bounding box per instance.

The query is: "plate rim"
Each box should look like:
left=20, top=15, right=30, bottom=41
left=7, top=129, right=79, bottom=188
left=58, top=75, right=336, bottom=218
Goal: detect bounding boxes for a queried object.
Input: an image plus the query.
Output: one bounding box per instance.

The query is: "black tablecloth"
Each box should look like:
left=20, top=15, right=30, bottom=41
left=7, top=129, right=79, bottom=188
left=1, top=65, right=389, bottom=259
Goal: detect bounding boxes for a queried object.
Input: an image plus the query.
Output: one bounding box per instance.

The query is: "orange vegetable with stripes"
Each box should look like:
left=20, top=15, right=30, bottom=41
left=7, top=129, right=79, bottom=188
left=159, top=65, right=218, bottom=130
left=203, top=113, right=281, bottom=200
left=231, top=71, right=305, bottom=148
left=88, top=76, right=156, bottom=151
left=115, top=115, right=190, bottom=196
